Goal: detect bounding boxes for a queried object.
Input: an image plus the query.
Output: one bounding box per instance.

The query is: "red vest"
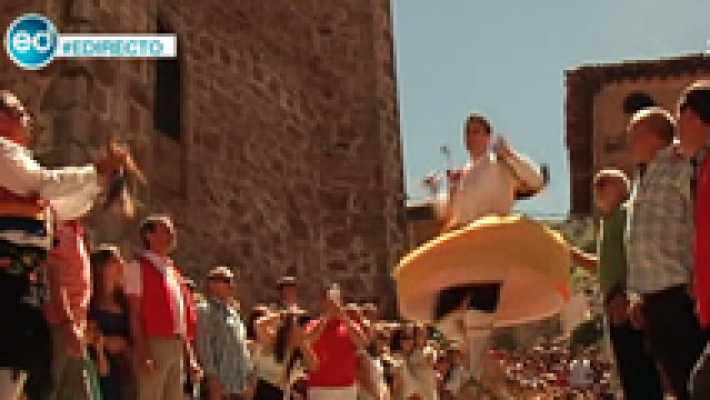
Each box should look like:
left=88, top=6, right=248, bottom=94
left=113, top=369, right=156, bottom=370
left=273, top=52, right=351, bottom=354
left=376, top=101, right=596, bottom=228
left=139, top=256, right=196, bottom=340
left=695, top=155, right=710, bottom=326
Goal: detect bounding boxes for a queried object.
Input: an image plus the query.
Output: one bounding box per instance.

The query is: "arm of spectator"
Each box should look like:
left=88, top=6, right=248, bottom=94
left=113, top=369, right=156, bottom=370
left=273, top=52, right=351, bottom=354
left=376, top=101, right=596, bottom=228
left=627, top=292, right=645, bottom=329
left=195, top=306, right=217, bottom=382
left=205, top=376, right=224, bottom=400
left=356, top=354, right=379, bottom=399
left=570, top=246, right=599, bottom=274
left=88, top=324, right=111, bottom=377
left=123, top=260, right=155, bottom=373
left=183, top=339, right=203, bottom=384
left=294, top=324, right=318, bottom=372
left=102, top=335, right=129, bottom=355
left=45, top=257, right=83, bottom=357
left=92, top=338, right=110, bottom=377
left=125, top=263, right=155, bottom=374
left=127, top=294, right=154, bottom=373
left=305, top=314, right=331, bottom=343
left=389, top=362, right=405, bottom=399
left=353, top=308, right=373, bottom=339
left=254, top=312, right=281, bottom=345
left=338, top=309, right=368, bottom=349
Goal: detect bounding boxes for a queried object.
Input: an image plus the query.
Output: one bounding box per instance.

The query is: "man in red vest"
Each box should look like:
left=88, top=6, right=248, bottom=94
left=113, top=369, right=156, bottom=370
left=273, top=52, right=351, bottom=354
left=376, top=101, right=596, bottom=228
left=0, top=90, right=127, bottom=400
left=675, top=80, right=710, bottom=400
left=124, top=215, right=201, bottom=400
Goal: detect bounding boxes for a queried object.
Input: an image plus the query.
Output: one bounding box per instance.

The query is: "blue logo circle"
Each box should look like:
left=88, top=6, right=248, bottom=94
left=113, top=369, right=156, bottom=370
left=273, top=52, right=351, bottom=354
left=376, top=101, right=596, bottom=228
left=4, top=14, right=59, bottom=70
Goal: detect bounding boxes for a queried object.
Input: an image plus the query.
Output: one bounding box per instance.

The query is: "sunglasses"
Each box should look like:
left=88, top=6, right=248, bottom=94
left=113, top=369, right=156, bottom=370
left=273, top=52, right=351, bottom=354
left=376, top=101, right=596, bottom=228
left=0, top=103, right=32, bottom=128
left=209, top=276, right=233, bottom=284
left=0, top=103, right=28, bottom=119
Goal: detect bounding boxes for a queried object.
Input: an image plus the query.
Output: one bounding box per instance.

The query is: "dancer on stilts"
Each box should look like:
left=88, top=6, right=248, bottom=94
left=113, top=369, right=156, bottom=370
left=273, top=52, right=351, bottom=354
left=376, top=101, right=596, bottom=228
left=394, top=112, right=572, bottom=392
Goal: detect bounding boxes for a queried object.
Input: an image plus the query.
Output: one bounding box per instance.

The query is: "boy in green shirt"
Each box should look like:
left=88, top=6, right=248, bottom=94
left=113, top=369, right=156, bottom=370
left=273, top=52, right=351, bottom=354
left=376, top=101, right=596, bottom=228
left=571, top=169, right=664, bottom=400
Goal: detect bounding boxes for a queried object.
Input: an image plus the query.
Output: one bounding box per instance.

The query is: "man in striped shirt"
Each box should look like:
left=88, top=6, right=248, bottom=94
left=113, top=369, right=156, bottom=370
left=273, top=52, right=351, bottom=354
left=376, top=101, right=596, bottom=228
left=195, top=266, right=251, bottom=399
left=625, top=107, right=706, bottom=400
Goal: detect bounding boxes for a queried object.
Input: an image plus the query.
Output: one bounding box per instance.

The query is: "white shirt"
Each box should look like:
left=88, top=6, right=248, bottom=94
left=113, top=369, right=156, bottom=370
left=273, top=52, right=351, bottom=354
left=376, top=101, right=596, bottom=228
left=124, top=251, right=187, bottom=336
left=0, top=137, right=101, bottom=247
left=448, top=149, right=543, bottom=226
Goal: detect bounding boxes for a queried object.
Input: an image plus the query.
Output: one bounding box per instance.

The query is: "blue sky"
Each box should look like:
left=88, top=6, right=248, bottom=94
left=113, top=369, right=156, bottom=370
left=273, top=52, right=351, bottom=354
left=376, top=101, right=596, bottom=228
left=392, top=0, right=710, bottom=218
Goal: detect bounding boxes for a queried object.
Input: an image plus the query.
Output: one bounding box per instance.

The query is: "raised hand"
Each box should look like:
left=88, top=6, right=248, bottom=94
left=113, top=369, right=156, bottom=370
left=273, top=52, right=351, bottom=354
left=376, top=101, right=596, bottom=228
left=292, top=322, right=307, bottom=346
left=628, top=299, right=644, bottom=329
left=96, top=139, right=145, bottom=184
left=108, top=140, right=146, bottom=182
left=446, top=169, right=463, bottom=184
left=606, top=294, right=630, bottom=325
left=493, top=137, right=512, bottom=158
left=422, top=171, right=443, bottom=195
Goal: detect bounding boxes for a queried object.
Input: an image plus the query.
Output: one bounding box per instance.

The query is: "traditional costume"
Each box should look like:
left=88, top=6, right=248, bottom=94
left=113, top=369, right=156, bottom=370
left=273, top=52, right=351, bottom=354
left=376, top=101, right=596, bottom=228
left=394, top=141, right=571, bottom=379
left=0, top=135, right=102, bottom=399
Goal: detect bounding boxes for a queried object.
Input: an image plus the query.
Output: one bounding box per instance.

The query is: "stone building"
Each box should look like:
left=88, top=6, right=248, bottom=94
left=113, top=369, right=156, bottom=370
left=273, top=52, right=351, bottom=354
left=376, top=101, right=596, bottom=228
left=565, top=53, right=710, bottom=216
left=0, top=0, right=406, bottom=311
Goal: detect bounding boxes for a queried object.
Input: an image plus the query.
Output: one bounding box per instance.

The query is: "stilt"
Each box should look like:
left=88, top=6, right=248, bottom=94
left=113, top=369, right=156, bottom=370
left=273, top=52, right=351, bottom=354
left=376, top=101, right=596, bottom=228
left=460, top=310, right=509, bottom=400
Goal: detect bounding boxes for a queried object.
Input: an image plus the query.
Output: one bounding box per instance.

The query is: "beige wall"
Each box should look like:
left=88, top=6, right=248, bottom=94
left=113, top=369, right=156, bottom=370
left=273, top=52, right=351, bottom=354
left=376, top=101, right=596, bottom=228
left=592, top=73, right=710, bottom=175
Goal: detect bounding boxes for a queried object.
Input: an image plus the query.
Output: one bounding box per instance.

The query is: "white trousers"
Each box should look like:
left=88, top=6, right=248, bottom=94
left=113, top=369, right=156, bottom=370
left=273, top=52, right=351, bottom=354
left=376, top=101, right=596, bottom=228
left=0, top=369, right=27, bottom=400
left=438, top=309, right=494, bottom=379
left=308, top=384, right=358, bottom=400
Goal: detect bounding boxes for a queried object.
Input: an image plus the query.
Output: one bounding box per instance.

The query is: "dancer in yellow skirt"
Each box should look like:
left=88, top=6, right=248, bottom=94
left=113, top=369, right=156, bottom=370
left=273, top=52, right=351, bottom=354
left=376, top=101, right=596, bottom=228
left=394, top=113, right=571, bottom=380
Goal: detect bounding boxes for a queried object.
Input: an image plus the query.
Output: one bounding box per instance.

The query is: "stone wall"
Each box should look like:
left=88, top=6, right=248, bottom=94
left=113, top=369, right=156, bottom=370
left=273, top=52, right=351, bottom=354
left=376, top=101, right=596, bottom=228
left=0, top=0, right=406, bottom=313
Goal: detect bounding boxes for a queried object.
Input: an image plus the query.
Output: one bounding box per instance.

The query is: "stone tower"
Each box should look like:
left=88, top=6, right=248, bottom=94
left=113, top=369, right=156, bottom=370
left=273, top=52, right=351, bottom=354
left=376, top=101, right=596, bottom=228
left=565, top=54, right=710, bottom=216
left=0, top=0, right=406, bottom=311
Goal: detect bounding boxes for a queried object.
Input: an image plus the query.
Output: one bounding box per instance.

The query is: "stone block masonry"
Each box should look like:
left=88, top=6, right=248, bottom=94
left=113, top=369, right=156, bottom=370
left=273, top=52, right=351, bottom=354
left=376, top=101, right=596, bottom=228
left=0, top=0, right=406, bottom=314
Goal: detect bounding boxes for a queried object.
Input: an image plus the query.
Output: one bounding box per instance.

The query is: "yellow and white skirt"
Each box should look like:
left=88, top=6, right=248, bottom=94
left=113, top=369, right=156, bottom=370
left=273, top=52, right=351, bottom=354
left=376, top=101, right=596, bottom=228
left=394, top=214, right=572, bottom=328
